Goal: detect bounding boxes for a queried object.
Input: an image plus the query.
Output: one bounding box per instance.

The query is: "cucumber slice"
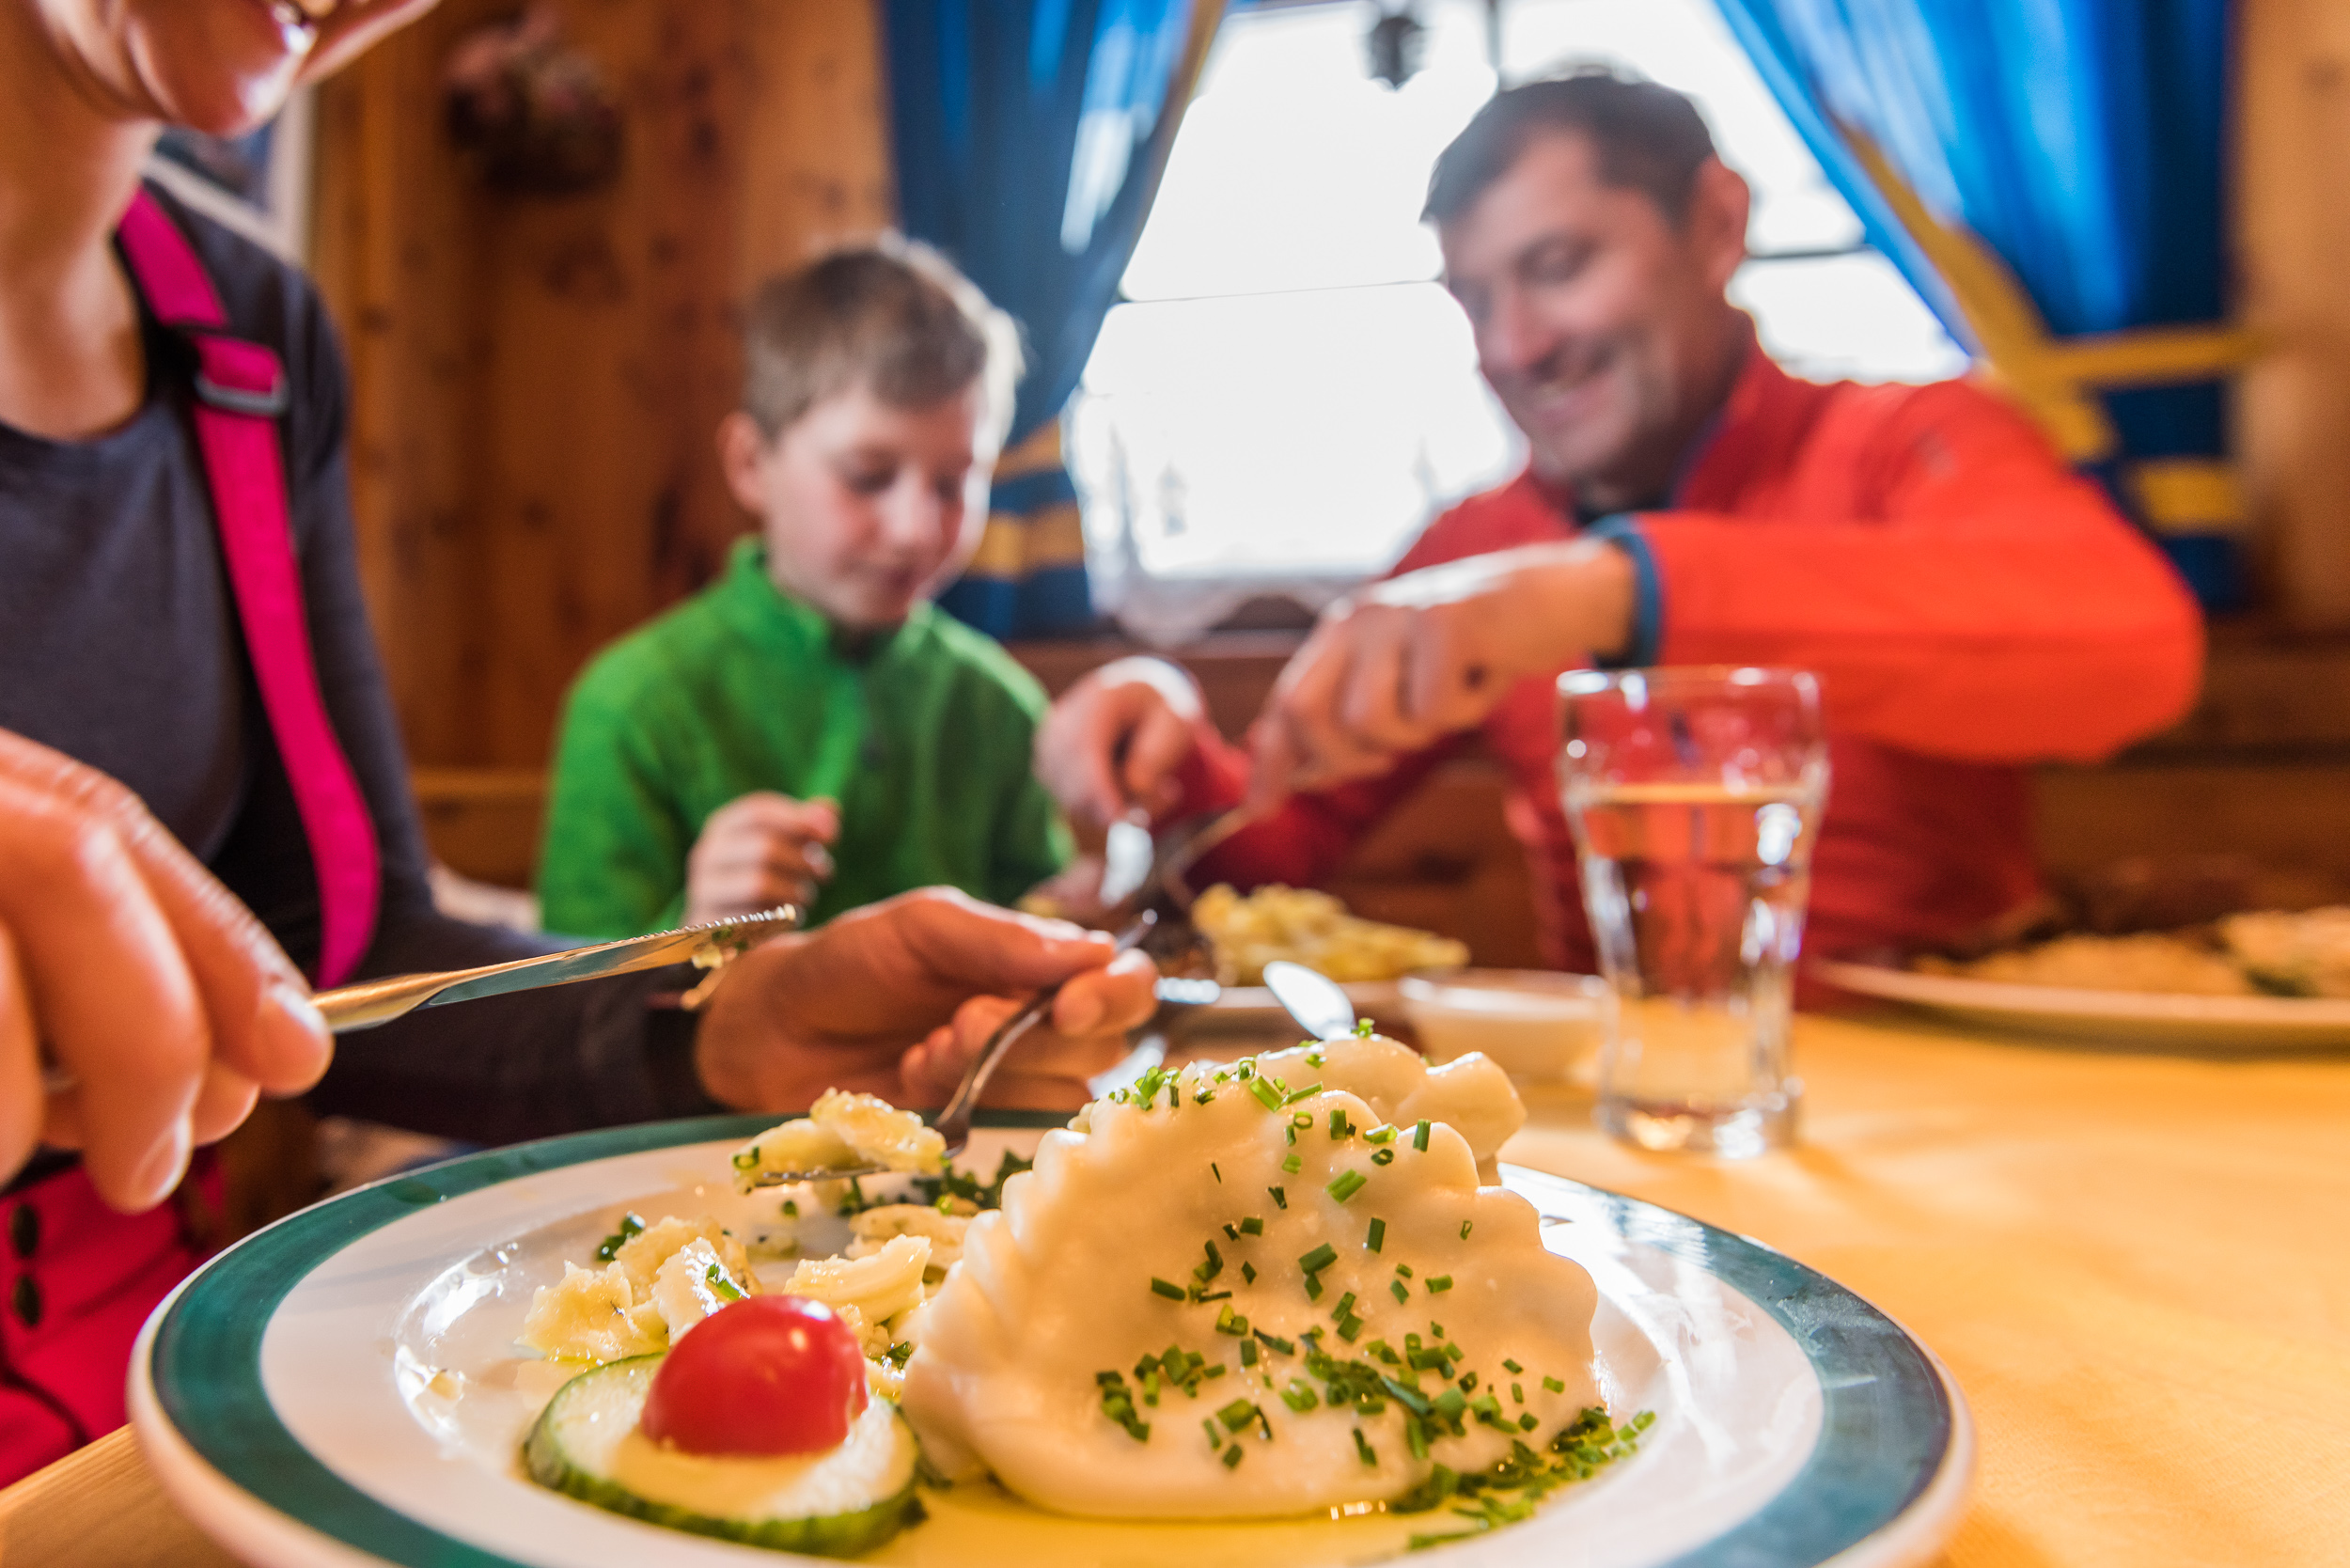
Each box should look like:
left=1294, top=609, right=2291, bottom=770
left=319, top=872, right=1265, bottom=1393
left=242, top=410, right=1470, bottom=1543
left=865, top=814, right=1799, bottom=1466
left=523, top=1356, right=921, bottom=1556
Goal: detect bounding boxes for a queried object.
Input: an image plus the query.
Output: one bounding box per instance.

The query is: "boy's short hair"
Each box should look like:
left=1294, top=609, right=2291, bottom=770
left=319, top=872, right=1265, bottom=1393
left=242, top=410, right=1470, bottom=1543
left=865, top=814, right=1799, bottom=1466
left=1423, top=68, right=1718, bottom=227
left=742, top=236, right=1024, bottom=451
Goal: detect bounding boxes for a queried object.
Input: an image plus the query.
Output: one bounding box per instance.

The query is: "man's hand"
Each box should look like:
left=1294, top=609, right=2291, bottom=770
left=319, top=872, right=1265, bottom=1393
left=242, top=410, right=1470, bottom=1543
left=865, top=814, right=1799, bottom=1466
left=692, top=887, right=1156, bottom=1112
left=685, top=793, right=839, bottom=924
left=1033, top=656, right=1209, bottom=830
left=0, top=731, right=332, bottom=1212
left=1250, top=539, right=1636, bottom=808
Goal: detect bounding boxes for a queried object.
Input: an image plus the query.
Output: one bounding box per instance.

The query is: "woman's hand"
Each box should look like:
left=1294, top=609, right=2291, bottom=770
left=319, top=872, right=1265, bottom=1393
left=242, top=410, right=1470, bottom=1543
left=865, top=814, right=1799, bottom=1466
left=692, top=888, right=1156, bottom=1113
left=685, top=792, right=839, bottom=924
left=0, top=731, right=332, bottom=1212
left=1032, top=656, right=1210, bottom=831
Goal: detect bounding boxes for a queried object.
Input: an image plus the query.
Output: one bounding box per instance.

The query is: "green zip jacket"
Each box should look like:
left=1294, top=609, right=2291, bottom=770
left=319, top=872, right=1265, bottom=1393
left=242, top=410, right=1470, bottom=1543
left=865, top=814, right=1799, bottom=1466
left=537, top=539, right=1071, bottom=937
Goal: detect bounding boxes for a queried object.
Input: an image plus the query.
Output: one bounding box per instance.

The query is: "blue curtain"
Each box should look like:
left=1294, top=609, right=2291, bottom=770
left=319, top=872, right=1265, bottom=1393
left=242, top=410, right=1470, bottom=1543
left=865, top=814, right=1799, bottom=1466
left=1712, top=0, right=2244, bottom=609
left=885, top=0, right=1213, bottom=638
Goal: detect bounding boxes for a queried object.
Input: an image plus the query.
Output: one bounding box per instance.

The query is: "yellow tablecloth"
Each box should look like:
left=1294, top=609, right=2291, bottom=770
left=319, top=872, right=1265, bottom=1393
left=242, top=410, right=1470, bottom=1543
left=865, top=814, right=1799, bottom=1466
left=1, top=1007, right=2342, bottom=1565
left=1502, top=1008, right=2350, bottom=1568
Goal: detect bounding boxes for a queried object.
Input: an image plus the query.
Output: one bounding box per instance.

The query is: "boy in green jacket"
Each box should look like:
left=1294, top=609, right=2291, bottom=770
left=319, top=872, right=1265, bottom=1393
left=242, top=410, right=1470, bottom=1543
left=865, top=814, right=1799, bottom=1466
left=538, top=242, right=1070, bottom=937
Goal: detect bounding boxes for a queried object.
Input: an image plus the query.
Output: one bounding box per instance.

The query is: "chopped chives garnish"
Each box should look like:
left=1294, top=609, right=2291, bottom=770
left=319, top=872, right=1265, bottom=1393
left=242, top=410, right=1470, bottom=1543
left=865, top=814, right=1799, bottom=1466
left=1354, top=1019, right=1373, bottom=1037
left=1247, top=1078, right=1284, bottom=1111
left=1336, top=1312, right=1363, bottom=1341
left=1212, top=1162, right=1223, bottom=1183
left=1201, top=1418, right=1222, bottom=1448
left=1366, top=1217, right=1386, bottom=1252
left=1270, top=1185, right=1288, bottom=1209
left=1331, top=1291, right=1357, bottom=1320
left=1292, top=1110, right=1314, bottom=1129
left=1502, top=1358, right=1523, bottom=1374
left=1428, top=1275, right=1454, bottom=1294
left=1239, top=1215, right=1264, bottom=1235
left=1353, top=1429, right=1377, bottom=1466
left=1150, top=1278, right=1185, bottom=1299
left=1240, top=1339, right=1260, bottom=1367
left=1306, top=1047, right=1326, bottom=1066
left=1224, top=1223, right=1239, bottom=1241
left=1305, top=1276, right=1324, bottom=1301
left=1459, top=1371, right=1480, bottom=1393
left=1412, top=1120, right=1432, bottom=1152
left=1279, top=1380, right=1318, bottom=1412
left=1511, top=1382, right=1525, bottom=1403
left=1281, top=1082, right=1324, bottom=1105
left=1217, top=1399, right=1255, bottom=1432
left=1196, top=1240, right=1224, bottom=1281
left=1404, top=1414, right=1430, bottom=1459
left=1365, top=1124, right=1396, bottom=1144
left=1298, top=1243, right=1339, bottom=1274
left=1195, top=1290, right=1232, bottom=1303
left=1214, top=1303, right=1250, bottom=1337
left=1221, top=1444, right=1245, bottom=1468
left=1433, top=1388, right=1466, bottom=1418
left=779, top=1200, right=798, bottom=1218
left=1326, top=1169, right=1369, bottom=1203
left=1460, top=1220, right=1473, bottom=1240
left=1371, top=1148, right=1395, bottom=1166
left=1431, top=1322, right=1447, bottom=1339
left=705, top=1263, right=744, bottom=1302
left=1389, top=1279, right=1410, bottom=1304
left=1285, top=1125, right=1297, bottom=1147
left=1519, top=1413, right=1540, bottom=1431
left=1281, top=1152, right=1303, bottom=1174
left=1395, top=1262, right=1414, bottom=1278
left=1543, top=1376, right=1565, bottom=1393
left=1255, top=1329, right=1295, bottom=1355
left=1241, top=1261, right=1258, bottom=1284
left=886, top=1341, right=914, bottom=1367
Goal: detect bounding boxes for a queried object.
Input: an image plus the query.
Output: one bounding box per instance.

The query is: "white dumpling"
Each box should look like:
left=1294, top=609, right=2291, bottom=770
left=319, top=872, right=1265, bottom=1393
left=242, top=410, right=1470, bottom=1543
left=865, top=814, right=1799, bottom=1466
left=901, top=1038, right=1598, bottom=1519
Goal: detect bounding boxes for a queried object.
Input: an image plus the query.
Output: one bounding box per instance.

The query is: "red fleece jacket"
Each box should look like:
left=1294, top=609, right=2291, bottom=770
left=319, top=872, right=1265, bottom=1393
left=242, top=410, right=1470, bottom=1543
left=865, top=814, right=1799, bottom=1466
left=1176, top=349, right=2205, bottom=970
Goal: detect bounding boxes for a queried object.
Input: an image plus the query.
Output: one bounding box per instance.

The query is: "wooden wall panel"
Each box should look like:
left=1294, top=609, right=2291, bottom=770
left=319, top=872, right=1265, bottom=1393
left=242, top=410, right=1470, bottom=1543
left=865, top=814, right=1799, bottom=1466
left=313, top=0, right=893, bottom=769
left=2238, top=0, right=2350, bottom=629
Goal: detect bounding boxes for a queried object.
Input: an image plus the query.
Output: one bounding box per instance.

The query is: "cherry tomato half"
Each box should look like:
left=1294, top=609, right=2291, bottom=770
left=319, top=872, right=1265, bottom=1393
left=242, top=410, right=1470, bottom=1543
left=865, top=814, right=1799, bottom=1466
left=641, top=1295, right=869, bottom=1456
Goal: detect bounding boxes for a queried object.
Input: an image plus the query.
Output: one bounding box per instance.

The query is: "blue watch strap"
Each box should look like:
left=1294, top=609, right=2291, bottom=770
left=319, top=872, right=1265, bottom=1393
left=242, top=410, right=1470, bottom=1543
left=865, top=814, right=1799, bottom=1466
left=1580, top=513, right=1662, bottom=668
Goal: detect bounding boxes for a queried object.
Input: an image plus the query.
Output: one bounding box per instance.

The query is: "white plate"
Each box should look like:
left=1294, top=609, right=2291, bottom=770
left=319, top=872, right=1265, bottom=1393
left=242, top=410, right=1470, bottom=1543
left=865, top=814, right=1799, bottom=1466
left=133, top=1113, right=1971, bottom=1568
left=1817, top=959, right=2350, bottom=1049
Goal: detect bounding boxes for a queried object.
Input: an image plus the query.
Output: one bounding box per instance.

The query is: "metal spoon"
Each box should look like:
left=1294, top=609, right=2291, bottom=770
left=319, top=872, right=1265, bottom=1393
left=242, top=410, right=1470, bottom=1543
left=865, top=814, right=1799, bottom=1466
left=1263, top=959, right=1359, bottom=1042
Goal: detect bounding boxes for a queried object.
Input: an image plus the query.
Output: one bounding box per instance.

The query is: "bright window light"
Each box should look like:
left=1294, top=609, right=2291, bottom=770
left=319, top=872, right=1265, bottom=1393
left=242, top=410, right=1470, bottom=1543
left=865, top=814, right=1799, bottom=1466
left=1071, top=0, right=1968, bottom=604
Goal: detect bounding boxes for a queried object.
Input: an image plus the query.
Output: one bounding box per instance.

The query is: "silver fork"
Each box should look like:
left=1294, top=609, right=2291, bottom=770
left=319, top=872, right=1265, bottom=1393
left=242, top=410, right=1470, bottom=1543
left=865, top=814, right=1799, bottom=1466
left=751, top=910, right=1159, bottom=1187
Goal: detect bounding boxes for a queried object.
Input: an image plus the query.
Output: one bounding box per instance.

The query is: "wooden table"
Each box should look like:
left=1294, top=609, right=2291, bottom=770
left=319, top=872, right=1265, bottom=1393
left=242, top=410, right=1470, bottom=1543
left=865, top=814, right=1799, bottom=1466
left=4, top=1006, right=2344, bottom=1566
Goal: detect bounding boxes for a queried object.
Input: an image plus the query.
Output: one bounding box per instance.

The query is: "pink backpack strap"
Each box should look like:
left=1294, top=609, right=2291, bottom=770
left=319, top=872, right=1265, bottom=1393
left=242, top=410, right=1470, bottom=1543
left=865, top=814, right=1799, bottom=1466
left=115, top=189, right=381, bottom=987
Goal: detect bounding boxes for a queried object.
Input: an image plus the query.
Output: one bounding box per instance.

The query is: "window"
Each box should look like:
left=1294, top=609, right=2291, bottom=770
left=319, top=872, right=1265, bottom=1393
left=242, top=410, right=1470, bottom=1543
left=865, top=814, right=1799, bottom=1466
left=1070, top=0, right=1966, bottom=632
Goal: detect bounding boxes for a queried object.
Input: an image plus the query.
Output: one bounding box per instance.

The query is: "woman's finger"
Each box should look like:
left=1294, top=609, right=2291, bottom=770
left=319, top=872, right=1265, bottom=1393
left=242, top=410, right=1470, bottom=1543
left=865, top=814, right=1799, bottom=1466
left=0, top=735, right=325, bottom=1098
left=0, top=930, right=42, bottom=1194
left=0, top=776, right=207, bottom=1212
left=189, top=1061, right=263, bottom=1148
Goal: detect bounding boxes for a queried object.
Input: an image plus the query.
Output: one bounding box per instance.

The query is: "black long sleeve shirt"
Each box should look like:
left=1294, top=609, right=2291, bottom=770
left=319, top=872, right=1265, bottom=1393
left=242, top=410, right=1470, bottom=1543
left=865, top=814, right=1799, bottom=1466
left=0, top=185, right=717, bottom=1145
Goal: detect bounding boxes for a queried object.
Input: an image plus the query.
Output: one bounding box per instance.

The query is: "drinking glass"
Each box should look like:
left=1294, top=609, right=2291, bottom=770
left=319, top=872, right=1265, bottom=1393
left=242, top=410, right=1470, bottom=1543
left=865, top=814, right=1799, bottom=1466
left=1557, top=667, right=1828, bottom=1156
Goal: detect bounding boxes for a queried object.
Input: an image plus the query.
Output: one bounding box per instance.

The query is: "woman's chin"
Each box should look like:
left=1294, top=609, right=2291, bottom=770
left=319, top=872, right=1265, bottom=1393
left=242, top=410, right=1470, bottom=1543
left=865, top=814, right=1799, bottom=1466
left=138, top=3, right=312, bottom=133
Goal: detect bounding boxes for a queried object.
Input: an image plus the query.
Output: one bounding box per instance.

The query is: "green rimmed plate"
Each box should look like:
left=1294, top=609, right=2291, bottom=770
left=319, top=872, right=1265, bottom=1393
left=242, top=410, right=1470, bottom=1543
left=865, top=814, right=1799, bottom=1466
left=131, top=1113, right=1970, bottom=1567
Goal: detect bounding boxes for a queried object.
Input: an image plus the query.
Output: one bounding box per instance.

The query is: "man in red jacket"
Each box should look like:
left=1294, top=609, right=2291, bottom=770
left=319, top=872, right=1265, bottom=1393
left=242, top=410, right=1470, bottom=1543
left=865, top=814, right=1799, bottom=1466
left=1036, top=71, right=2203, bottom=969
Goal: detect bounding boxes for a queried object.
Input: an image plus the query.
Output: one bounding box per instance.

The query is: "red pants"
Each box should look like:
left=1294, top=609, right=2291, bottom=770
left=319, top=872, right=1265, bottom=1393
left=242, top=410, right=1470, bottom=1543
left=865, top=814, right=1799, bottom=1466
left=0, top=1155, right=217, bottom=1486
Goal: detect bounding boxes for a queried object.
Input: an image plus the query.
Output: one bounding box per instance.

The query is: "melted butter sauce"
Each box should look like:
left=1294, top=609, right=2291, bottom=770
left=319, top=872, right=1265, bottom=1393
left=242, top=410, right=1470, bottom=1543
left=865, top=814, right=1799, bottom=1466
left=867, top=1478, right=1434, bottom=1566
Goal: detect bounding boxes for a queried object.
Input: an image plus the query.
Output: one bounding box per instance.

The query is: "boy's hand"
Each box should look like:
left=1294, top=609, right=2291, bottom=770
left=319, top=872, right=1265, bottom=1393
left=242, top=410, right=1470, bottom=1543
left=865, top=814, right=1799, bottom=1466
left=1033, top=656, right=1209, bottom=830
left=686, top=793, right=839, bottom=924
left=692, top=888, right=1155, bottom=1112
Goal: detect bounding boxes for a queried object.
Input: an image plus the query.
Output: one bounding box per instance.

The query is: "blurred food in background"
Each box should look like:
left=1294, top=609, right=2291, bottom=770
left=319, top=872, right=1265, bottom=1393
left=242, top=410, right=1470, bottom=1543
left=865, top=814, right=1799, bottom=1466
left=1192, top=883, right=1466, bottom=986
